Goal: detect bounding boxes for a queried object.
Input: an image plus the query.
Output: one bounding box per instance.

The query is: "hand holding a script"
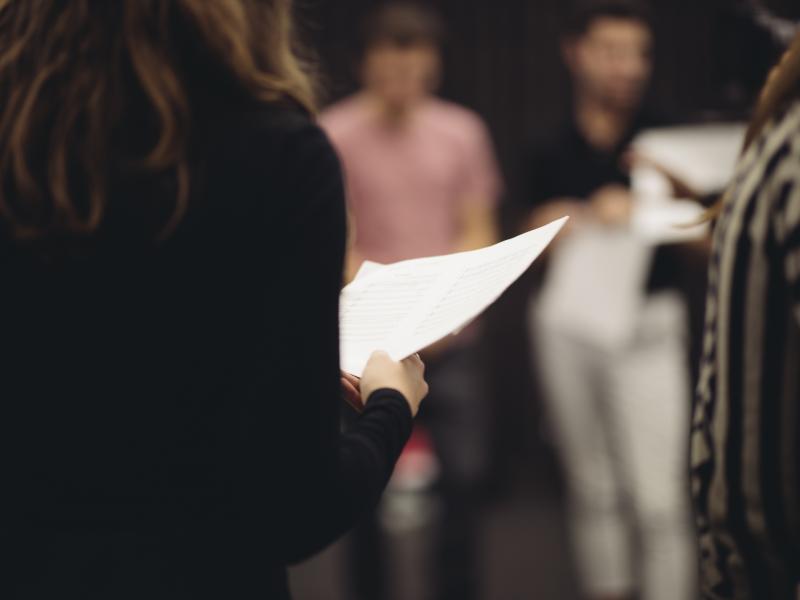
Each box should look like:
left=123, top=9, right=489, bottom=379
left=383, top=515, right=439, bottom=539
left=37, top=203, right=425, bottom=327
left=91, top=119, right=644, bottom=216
left=360, top=351, right=428, bottom=416
left=339, top=218, right=569, bottom=378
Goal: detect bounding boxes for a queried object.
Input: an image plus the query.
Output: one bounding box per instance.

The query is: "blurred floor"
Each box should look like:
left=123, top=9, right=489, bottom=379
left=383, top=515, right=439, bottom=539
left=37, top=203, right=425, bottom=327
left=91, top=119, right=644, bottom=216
left=289, top=462, right=582, bottom=600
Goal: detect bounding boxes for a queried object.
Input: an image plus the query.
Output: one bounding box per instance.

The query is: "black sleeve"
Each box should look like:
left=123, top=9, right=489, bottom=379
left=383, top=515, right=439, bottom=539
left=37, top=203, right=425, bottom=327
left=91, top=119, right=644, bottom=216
left=249, top=115, right=413, bottom=564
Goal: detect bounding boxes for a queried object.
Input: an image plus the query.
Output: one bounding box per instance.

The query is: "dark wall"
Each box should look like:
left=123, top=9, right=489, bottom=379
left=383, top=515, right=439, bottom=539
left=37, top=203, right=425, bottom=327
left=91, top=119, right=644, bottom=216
left=300, top=0, right=788, bottom=479
left=304, top=0, right=783, bottom=182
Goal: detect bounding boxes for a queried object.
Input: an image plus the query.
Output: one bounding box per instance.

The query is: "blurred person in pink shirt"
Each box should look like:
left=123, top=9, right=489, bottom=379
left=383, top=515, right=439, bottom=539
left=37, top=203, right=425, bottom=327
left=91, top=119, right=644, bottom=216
left=321, top=5, right=500, bottom=280
left=320, top=4, right=501, bottom=600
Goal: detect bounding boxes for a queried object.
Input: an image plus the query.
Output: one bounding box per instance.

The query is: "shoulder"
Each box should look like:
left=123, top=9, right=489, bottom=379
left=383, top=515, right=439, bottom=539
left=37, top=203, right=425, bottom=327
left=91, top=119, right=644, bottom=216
left=765, top=100, right=800, bottom=156
left=318, top=95, right=371, bottom=143
left=727, top=101, right=800, bottom=238
left=425, top=99, right=484, bottom=127
left=739, top=101, right=800, bottom=183
left=198, top=102, right=343, bottom=221
left=765, top=102, right=800, bottom=213
left=208, top=102, right=340, bottom=180
left=422, top=99, right=491, bottom=142
left=224, top=102, right=332, bottom=155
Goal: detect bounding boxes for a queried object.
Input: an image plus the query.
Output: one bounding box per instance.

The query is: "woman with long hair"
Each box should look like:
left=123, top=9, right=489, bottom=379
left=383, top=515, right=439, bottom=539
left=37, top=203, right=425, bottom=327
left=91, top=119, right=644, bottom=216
left=691, top=16, right=800, bottom=599
left=0, top=1, right=427, bottom=598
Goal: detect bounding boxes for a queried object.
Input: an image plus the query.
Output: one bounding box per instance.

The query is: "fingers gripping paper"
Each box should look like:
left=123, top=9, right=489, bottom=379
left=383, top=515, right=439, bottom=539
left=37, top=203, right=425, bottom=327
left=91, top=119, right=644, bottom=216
left=340, top=217, right=568, bottom=376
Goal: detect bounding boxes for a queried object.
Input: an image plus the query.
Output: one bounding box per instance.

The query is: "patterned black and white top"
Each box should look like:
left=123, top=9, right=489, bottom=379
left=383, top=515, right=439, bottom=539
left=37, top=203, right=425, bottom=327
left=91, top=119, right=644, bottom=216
left=692, top=100, right=800, bottom=599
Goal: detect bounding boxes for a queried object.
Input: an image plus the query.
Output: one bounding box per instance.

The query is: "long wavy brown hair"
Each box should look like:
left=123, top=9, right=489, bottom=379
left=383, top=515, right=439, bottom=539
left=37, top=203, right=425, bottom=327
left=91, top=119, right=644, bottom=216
left=0, top=0, right=315, bottom=241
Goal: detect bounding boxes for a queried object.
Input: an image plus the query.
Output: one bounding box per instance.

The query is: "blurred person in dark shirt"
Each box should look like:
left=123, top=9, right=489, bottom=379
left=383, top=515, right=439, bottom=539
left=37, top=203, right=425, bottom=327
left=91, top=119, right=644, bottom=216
left=521, top=0, right=658, bottom=230
left=518, top=2, right=696, bottom=600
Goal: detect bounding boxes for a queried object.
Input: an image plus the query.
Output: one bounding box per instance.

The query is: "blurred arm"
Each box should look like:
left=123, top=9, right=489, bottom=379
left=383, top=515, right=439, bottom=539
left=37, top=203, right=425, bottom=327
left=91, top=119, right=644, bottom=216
left=344, top=210, right=364, bottom=284
left=454, top=200, right=498, bottom=253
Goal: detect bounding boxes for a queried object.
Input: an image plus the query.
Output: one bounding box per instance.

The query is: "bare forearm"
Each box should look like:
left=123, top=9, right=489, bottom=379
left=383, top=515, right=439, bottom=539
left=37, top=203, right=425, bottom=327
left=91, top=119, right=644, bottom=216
left=455, top=204, right=498, bottom=253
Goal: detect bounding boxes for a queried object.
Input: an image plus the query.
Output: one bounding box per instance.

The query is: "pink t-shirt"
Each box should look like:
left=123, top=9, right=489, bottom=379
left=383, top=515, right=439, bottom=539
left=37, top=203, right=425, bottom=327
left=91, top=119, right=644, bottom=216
left=320, top=95, right=501, bottom=264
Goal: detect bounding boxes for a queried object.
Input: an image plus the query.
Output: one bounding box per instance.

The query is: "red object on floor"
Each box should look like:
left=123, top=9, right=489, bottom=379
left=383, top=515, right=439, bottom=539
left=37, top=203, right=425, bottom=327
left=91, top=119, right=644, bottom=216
left=389, top=424, right=440, bottom=492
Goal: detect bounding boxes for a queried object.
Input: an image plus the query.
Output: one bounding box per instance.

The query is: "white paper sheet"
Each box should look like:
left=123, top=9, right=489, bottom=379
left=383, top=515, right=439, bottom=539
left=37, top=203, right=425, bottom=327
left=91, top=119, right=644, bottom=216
left=631, top=199, right=709, bottom=244
left=340, top=217, right=568, bottom=376
left=534, top=224, right=652, bottom=350
left=632, top=123, right=746, bottom=194
left=353, top=260, right=386, bottom=281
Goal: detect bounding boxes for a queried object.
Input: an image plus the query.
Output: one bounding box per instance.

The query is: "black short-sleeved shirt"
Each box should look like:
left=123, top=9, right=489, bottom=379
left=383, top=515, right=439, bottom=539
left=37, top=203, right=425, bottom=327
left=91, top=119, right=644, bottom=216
left=518, top=112, right=659, bottom=209
left=517, top=112, right=680, bottom=292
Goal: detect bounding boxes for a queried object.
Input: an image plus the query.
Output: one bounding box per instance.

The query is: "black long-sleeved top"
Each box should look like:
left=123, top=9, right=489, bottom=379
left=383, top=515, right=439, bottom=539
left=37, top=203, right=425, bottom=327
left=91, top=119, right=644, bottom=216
left=0, top=104, right=413, bottom=599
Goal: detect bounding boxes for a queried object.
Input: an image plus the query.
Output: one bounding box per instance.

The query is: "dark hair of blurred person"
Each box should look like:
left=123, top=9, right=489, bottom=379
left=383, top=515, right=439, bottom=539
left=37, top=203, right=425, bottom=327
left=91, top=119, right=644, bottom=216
left=564, top=0, right=654, bottom=37
left=0, top=2, right=428, bottom=599
left=691, top=29, right=800, bottom=599
left=562, top=0, right=654, bottom=135
left=353, top=3, right=445, bottom=127
left=361, top=2, right=444, bottom=52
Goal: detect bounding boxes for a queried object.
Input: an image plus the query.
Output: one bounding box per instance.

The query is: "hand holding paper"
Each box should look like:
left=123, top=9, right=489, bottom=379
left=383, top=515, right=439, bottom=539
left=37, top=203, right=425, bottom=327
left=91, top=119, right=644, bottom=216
left=339, top=217, right=568, bottom=376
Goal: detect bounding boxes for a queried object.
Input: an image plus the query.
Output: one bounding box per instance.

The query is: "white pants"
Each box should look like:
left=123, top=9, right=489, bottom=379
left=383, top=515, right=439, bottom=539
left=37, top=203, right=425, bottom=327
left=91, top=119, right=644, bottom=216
left=531, top=292, right=697, bottom=600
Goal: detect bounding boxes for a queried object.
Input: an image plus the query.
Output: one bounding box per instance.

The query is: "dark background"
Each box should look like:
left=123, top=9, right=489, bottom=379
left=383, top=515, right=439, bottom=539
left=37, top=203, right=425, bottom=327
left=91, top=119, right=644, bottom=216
left=290, top=4, right=796, bottom=596
left=304, top=0, right=787, bottom=181
left=300, top=0, right=792, bottom=479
